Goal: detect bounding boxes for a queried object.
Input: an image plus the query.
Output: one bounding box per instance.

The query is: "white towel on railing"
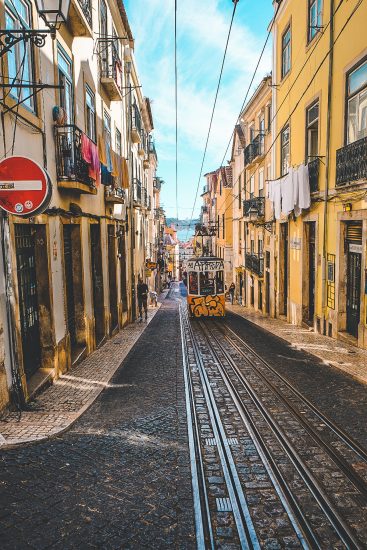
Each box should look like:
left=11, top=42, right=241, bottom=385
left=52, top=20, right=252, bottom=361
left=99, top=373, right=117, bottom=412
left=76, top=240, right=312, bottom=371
left=280, top=167, right=295, bottom=215
left=297, top=163, right=311, bottom=211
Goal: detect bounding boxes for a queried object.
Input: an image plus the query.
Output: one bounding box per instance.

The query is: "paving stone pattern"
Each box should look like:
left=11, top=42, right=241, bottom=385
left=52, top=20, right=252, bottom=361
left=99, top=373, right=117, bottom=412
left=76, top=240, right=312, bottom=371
left=0, top=297, right=195, bottom=549
left=0, top=305, right=162, bottom=447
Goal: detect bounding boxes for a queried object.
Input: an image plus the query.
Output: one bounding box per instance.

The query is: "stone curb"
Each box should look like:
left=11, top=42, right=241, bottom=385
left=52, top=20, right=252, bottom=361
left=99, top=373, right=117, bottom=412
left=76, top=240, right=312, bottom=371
left=0, top=304, right=163, bottom=451
left=228, top=306, right=367, bottom=386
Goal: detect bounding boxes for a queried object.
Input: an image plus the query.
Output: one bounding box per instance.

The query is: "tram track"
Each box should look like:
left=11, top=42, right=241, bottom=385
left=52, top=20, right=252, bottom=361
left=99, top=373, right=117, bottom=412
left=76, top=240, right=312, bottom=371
left=180, top=296, right=367, bottom=548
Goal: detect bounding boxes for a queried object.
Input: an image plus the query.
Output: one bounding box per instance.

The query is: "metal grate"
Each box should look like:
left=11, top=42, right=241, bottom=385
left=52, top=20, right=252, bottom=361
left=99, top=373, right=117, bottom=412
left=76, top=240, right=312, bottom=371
left=216, top=498, right=232, bottom=512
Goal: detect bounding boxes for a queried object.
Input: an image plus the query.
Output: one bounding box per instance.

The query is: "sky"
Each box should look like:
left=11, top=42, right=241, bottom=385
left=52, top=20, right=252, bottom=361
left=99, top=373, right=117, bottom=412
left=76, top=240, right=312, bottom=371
left=124, top=0, right=274, bottom=219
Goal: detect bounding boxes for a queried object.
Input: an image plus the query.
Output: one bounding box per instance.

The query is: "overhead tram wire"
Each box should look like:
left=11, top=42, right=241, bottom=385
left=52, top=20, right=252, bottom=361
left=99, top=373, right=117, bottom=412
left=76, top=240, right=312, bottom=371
left=214, top=0, right=364, bottom=224
left=174, top=0, right=179, bottom=222
left=185, top=0, right=240, bottom=241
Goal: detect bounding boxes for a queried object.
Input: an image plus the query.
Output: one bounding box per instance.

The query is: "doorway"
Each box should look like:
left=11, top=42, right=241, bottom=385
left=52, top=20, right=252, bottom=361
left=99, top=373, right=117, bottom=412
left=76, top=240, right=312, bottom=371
left=90, top=224, right=105, bottom=346
left=303, top=222, right=316, bottom=325
left=108, top=225, right=118, bottom=333
left=280, top=223, right=288, bottom=316
left=345, top=222, right=362, bottom=338
left=119, top=228, right=128, bottom=312
left=63, top=224, right=85, bottom=362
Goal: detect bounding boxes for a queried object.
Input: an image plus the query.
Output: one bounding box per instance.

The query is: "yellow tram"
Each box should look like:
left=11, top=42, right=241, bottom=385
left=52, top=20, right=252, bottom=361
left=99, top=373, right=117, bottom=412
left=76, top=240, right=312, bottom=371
left=186, top=256, right=225, bottom=318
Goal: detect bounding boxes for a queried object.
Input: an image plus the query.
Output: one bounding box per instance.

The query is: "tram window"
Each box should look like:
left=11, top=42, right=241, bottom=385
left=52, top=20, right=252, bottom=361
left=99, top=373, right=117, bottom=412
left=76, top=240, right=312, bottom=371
left=216, top=271, right=224, bottom=294
left=189, top=272, right=198, bottom=294
left=200, top=272, right=215, bottom=296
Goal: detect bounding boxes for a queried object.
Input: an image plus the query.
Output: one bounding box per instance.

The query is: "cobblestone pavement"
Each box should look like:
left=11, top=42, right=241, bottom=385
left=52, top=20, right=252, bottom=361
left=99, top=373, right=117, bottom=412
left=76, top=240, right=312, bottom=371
left=0, top=294, right=195, bottom=549
left=228, top=304, right=367, bottom=384
left=0, top=304, right=162, bottom=448
left=225, top=308, right=367, bottom=447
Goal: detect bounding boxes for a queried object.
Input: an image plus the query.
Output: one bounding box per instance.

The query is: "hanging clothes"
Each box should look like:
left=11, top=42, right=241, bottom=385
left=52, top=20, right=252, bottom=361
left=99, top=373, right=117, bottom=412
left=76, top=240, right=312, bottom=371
left=121, top=157, right=129, bottom=189
left=111, top=151, right=120, bottom=178
left=89, top=141, right=101, bottom=186
left=98, top=135, right=107, bottom=166
left=272, top=179, right=282, bottom=220
left=280, top=168, right=294, bottom=215
left=101, top=163, right=112, bottom=186
left=297, top=163, right=311, bottom=210
left=81, top=133, right=92, bottom=165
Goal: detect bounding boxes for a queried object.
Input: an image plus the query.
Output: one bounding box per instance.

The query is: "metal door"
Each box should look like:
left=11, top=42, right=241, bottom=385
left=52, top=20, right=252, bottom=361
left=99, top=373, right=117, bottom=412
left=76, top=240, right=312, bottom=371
left=281, top=224, right=288, bottom=315
left=15, top=224, right=41, bottom=379
left=91, top=224, right=105, bottom=345
left=346, top=252, right=361, bottom=337
left=308, top=223, right=316, bottom=323
left=63, top=225, right=77, bottom=346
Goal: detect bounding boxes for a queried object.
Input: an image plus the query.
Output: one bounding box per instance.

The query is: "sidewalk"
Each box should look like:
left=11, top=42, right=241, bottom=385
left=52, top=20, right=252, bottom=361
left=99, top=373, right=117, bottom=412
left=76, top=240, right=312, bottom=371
left=227, top=304, right=367, bottom=385
left=0, top=302, right=163, bottom=449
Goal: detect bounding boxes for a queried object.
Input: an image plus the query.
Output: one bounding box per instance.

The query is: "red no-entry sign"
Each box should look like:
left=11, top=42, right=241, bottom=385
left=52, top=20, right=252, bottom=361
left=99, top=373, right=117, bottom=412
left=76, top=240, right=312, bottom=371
left=0, top=156, right=51, bottom=217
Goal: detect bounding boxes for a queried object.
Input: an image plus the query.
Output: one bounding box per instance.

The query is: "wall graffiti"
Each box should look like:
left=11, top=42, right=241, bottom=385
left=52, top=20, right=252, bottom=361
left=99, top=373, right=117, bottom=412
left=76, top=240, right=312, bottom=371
left=188, top=294, right=225, bottom=317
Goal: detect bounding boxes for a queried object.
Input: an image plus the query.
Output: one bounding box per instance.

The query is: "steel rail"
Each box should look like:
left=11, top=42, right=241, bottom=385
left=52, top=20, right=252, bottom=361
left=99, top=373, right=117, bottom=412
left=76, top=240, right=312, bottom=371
left=221, top=317, right=367, bottom=463
left=212, top=321, right=367, bottom=499
left=182, top=307, right=260, bottom=550
left=202, top=322, right=363, bottom=549
left=179, top=304, right=214, bottom=549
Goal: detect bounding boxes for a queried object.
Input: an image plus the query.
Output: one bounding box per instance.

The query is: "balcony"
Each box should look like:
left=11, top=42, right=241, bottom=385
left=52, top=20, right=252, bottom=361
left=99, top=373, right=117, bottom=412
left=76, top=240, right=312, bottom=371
left=141, top=187, right=148, bottom=208
left=245, top=253, right=264, bottom=278
left=133, top=178, right=142, bottom=205
left=308, top=158, right=320, bottom=193
left=54, top=125, right=97, bottom=194
left=244, top=133, right=265, bottom=166
left=105, top=186, right=125, bottom=204
left=201, top=185, right=208, bottom=195
left=98, top=40, right=123, bottom=101
left=336, top=136, right=367, bottom=187
left=131, top=105, right=142, bottom=144
left=149, top=138, right=157, bottom=158
left=154, top=207, right=164, bottom=220
left=68, top=0, right=92, bottom=37
left=153, top=177, right=163, bottom=192
left=243, top=197, right=265, bottom=218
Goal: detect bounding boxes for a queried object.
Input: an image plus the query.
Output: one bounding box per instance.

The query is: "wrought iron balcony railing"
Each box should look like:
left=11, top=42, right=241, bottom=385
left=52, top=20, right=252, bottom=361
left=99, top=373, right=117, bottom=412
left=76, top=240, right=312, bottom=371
left=105, top=185, right=125, bottom=204
left=77, top=0, right=92, bottom=28
left=243, top=197, right=265, bottom=218
left=54, top=124, right=95, bottom=192
left=98, top=39, right=122, bottom=100
left=131, top=104, right=142, bottom=143
left=153, top=177, right=163, bottom=191
left=244, top=133, right=265, bottom=166
left=336, top=136, right=367, bottom=186
left=133, top=178, right=142, bottom=204
left=308, top=158, right=320, bottom=193
left=148, top=137, right=156, bottom=157
left=245, top=253, right=264, bottom=277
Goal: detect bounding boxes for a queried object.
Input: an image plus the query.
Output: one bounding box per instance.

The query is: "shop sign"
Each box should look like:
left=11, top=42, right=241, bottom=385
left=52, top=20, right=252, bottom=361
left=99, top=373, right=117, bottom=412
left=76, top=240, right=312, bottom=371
left=349, top=243, right=362, bottom=254
left=145, top=269, right=152, bottom=277
left=0, top=156, right=51, bottom=216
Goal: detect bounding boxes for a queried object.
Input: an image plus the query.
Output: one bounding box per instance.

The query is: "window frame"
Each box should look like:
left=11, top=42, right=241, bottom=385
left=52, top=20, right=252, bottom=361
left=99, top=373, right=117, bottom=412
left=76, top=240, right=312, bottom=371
left=5, top=0, right=36, bottom=113
left=280, top=124, right=290, bottom=176
left=308, top=0, right=323, bottom=44
left=58, top=45, right=74, bottom=124
left=85, top=84, right=96, bottom=143
left=305, top=99, right=319, bottom=162
left=345, top=56, right=367, bottom=145
left=281, top=24, right=291, bottom=79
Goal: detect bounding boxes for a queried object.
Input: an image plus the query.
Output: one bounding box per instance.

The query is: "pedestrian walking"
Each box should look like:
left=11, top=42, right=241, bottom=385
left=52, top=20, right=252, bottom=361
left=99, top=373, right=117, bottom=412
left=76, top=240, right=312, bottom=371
left=137, top=277, right=149, bottom=321
left=150, top=289, right=158, bottom=307
left=229, top=282, right=235, bottom=305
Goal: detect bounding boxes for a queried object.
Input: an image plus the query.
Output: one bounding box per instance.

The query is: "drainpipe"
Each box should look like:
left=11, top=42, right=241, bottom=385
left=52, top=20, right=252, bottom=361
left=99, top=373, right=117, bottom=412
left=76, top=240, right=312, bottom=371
left=322, top=0, right=335, bottom=334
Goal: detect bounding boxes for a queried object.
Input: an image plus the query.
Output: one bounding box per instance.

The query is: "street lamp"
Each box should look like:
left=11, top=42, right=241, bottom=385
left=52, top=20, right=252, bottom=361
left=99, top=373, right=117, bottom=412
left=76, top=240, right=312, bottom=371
left=35, top=0, right=71, bottom=31
left=0, top=0, right=71, bottom=57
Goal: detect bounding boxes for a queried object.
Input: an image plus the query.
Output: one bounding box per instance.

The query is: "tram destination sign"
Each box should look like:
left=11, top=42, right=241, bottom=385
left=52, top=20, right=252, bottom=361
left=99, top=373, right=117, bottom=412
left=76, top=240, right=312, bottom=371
left=0, top=156, right=51, bottom=217
left=187, top=258, right=224, bottom=272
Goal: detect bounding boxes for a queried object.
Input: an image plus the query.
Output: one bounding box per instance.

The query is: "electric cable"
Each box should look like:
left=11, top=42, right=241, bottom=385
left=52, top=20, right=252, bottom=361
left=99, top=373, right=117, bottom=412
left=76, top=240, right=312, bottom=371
left=185, top=0, right=239, bottom=240
left=174, top=0, right=179, bottom=222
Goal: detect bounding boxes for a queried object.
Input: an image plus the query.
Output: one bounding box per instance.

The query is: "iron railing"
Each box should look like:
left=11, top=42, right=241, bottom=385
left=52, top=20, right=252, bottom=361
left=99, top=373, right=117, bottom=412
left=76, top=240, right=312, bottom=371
left=244, top=133, right=265, bottom=166
left=308, top=158, right=320, bottom=193
left=54, top=124, right=94, bottom=187
left=105, top=186, right=125, bottom=202
left=99, top=39, right=122, bottom=82
left=133, top=178, right=142, bottom=204
left=336, top=136, right=367, bottom=186
left=77, top=0, right=92, bottom=28
left=243, top=197, right=265, bottom=218
left=245, top=253, right=264, bottom=277
left=148, top=137, right=156, bottom=157
left=153, top=177, right=162, bottom=191
left=131, top=104, right=142, bottom=135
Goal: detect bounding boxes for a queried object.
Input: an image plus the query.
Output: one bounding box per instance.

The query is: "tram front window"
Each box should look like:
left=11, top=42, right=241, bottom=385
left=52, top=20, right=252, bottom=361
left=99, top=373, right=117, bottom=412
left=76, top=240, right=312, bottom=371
left=216, top=271, right=224, bottom=294
left=199, top=272, right=215, bottom=296
left=189, top=272, right=198, bottom=294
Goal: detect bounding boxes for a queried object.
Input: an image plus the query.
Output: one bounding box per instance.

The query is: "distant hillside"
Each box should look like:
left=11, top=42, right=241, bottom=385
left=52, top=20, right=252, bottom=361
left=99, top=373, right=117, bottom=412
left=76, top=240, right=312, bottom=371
left=166, top=218, right=199, bottom=229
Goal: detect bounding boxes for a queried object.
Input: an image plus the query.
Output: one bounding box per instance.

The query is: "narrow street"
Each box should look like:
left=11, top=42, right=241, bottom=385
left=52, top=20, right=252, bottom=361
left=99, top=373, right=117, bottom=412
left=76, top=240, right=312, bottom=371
left=1, top=284, right=367, bottom=548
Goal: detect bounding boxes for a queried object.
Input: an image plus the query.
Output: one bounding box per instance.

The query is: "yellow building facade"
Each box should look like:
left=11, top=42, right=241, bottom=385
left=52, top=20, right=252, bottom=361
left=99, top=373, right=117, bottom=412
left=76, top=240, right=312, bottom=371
left=272, top=0, right=367, bottom=347
left=215, top=166, right=233, bottom=288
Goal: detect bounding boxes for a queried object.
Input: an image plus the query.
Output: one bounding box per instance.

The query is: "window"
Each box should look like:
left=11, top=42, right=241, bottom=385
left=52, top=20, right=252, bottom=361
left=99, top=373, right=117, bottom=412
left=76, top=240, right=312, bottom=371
left=115, top=128, right=122, bottom=156
left=306, top=100, right=319, bottom=162
left=281, top=124, right=290, bottom=176
left=346, top=59, right=367, bottom=144
left=216, top=271, right=224, bottom=294
left=103, top=110, right=112, bottom=171
left=259, top=169, right=264, bottom=197
left=58, top=47, right=74, bottom=124
left=281, top=25, right=291, bottom=78
left=267, top=103, right=272, bottom=132
left=258, top=238, right=263, bottom=257
left=250, top=175, right=255, bottom=198
left=308, top=0, right=322, bottom=42
left=199, top=272, right=215, bottom=296
left=222, top=213, right=225, bottom=239
left=259, top=116, right=265, bottom=154
left=238, top=173, right=242, bottom=209
left=85, top=85, right=96, bottom=142
left=188, top=272, right=198, bottom=295
left=6, top=0, right=35, bottom=112
left=249, top=124, right=255, bottom=143
left=250, top=240, right=254, bottom=254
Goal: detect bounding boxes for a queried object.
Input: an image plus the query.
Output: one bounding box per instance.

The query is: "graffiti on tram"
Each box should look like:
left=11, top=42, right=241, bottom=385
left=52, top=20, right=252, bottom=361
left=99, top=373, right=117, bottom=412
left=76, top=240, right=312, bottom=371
left=188, top=294, right=225, bottom=318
